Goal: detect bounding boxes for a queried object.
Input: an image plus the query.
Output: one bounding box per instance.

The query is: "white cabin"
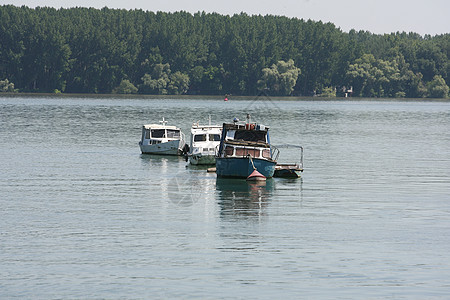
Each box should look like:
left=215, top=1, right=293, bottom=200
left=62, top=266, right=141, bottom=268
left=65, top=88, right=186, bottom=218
left=188, top=123, right=222, bottom=165
left=139, top=118, right=185, bottom=155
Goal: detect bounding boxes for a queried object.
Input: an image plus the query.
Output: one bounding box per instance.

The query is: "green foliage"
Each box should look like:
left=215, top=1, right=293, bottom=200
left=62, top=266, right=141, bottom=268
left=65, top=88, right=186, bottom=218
left=0, top=5, right=448, bottom=97
left=347, top=54, right=393, bottom=97
left=113, top=79, right=138, bottom=94
left=258, top=60, right=300, bottom=95
left=427, top=75, right=449, bottom=98
left=139, top=63, right=189, bottom=95
left=0, top=78, right=16, bottom=92
left=345, top=54, right=430, bottom=98
left=319, top=86, right=337, bottom=97
left=394, top=91, right=406, bottom=98
left=168, top=71, right=190, bottom=94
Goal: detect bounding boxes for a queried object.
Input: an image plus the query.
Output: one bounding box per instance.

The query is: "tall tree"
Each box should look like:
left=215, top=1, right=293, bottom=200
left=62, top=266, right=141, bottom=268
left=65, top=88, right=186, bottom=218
left=258, top=59, right=300, bottom=95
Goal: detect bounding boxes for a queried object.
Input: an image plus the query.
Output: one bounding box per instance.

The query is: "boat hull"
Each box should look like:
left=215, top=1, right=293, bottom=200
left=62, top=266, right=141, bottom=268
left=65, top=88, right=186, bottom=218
left=273, top=164, right=303, bottom=178
left=215, top=157, right=276, bottom=178
left=273, top=168, right=302, bottom=178
left=139, top=140, right=183, bottom=155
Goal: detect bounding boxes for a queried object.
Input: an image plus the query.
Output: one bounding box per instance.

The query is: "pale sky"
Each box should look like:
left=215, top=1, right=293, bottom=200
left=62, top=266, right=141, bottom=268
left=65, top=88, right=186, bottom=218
left=2, top=0, right=449, bottom=36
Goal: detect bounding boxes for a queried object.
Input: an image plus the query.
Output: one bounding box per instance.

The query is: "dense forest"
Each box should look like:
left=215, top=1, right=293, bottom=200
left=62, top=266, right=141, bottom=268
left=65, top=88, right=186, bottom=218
left=0, top=5, right=449, bottom=97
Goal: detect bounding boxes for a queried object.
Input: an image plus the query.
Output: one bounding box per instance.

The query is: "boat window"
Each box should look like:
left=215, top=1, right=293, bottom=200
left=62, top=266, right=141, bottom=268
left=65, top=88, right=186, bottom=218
left=194, top=134, right=207, bottom=142
left=245, top=148, right=260, bottom=158
left=209, top=134, right=221, bottom=141
left=262, top=149, right=271, bottom=158
left=234, top=130, right=266, bottom=142
left=166, top=129, right=180, bottom=139
left=151, top=129, right=165, bottom=138
left=224, top=146, right=234, bottom=157
left=145, top=129, right=151, bottom=139
left=234, top=148, right=260, bottom=157
left=225, top=130, right=235, bottom=140
left=235, top=148, right=245, bottom=156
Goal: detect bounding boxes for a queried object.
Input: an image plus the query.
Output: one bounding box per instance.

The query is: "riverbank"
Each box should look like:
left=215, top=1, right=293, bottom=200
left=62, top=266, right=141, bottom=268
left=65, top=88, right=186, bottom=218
left=1, top=92, right=449, bottom=102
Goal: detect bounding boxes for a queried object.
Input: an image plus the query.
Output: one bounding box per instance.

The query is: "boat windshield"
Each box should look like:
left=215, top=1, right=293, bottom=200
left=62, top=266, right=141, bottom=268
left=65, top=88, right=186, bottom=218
left=234, top=130, right=266, bottom=143
left=194, top=134, right=207, bottom=142
left=166, top=129, right=181, bottom=139
left=209, top=134, right=221, bottom=141
left=151, top=129, right=165, bottom=138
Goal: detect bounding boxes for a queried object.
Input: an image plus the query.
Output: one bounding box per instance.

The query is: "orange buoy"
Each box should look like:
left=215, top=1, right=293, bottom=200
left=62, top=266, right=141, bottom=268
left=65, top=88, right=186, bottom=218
left=247, top=169, right=266, bottom=181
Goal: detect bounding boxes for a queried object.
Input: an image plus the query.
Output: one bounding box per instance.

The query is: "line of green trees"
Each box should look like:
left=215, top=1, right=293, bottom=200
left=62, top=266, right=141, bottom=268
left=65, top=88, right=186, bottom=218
left=0, top=5, right=449, bottom=97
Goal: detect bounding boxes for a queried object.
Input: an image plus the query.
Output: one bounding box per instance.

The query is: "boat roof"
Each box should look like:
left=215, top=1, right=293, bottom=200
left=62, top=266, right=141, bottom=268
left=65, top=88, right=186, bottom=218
left=191, top=124, right=222, bottom=133
left=222, top=122, right=269, bottom=131
left=143, top=124, right=180, bottom=130
left=192, top=124, right=222, bottom=129
left=224, top=139, right=269, bottom=148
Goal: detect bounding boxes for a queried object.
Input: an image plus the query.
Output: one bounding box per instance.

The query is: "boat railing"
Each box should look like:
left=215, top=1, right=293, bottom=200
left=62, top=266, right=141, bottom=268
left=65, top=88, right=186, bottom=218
left=275, top=145, right=304, bottom=170
left=271, top=145, right=280, bottom=161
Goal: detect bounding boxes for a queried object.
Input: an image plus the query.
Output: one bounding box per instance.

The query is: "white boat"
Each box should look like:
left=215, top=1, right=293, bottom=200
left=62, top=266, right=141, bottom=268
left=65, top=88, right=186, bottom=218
left=188, top=119, right=222, bottom=165
left=139, top=118, right=186, bottom=155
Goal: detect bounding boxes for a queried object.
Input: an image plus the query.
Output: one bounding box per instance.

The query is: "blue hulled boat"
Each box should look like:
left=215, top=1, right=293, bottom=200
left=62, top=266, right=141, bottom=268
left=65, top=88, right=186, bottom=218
left=215, top=116, right=279, bottom=178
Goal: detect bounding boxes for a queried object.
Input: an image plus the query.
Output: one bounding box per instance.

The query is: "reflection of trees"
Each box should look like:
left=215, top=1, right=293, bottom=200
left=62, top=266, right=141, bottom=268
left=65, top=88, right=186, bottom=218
left=216, top=178, right=274, bottom=218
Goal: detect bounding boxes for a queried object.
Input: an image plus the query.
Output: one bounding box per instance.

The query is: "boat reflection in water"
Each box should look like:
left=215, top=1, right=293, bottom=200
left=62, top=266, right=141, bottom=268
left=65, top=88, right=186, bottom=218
left=139, top=153, right=184, bottom=168
left=215, top=177, right=274, bottom=218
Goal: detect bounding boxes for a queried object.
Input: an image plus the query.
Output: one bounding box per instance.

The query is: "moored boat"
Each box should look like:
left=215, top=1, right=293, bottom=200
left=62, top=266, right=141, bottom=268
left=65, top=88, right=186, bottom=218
left=188, top=119, right=222, bottom=165
left=274, top=163, right=303, bottom=178
left=139, top=118, right=186, bottom=155
left=215, top=115, right=279, bottom=178
left=273, top=145, right=304, bottom=178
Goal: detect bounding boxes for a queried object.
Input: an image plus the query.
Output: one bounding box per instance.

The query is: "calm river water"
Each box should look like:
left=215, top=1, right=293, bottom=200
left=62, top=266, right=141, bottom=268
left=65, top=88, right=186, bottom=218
left=1, top=95, right=449, bottom=299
